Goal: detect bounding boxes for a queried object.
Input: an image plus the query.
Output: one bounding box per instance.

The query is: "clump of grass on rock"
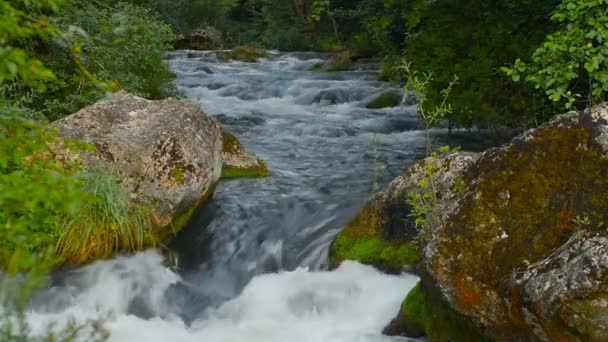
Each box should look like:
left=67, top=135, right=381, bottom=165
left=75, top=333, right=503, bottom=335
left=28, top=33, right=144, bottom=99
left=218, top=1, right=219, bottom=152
left=56, top=172, right=155, bottom=265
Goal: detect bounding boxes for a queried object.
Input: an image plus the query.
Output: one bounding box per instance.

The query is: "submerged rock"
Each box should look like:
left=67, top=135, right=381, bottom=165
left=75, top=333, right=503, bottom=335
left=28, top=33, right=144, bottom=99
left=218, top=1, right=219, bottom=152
left=218, top=46, right=268, bottom=62
left=221, top=131, right=270, bottom=179
left=331, top=104, right=608, bottom=340
left=366, top=92, right=402, bottom=109
left=53, top=92, right=223, bottom=238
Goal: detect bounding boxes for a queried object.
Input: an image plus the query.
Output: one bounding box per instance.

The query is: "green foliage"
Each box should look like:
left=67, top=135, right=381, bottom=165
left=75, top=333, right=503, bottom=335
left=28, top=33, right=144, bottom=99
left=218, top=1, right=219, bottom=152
left=402, top=0, right=557, bottom=128
left=309, top=0, right=330, bottom=23
left=32, top=1, right=177, bottom=120
left=257, top=0, right=313, bottom=50
left=406, top=146, right=460, bottom=244
left=0, top=0, right=62, bottom=91
left=133, top=0, right=239, bottom=35
left=56, top=171, right=154, bottom=265
left=399, top=60, right=457, bottom=154
left=503, top=0, right=608, bottom=109
left=0, top=1, right=109, bottom=338
left=379, top=55, right=402, bottom=82
left=353, top=0, right=424, bottom=55
left=2, top=0, right=176, bottom=120
left=0, top=108, right=85, bottom=270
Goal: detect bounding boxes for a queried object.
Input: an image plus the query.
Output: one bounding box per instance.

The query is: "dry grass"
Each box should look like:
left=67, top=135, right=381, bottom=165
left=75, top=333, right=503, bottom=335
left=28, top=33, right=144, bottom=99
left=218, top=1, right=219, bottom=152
left=56, top=172, right=155, bottom=265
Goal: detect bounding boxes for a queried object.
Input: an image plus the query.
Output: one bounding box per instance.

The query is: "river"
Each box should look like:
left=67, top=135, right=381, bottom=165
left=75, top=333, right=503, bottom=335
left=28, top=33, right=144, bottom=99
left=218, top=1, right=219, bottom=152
left=23, top=51, right=491, bottom=341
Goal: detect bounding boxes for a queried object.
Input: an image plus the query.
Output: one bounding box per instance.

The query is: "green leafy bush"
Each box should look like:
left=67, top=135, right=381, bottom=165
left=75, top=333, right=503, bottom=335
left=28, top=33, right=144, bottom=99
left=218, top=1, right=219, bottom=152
left=503, top=0, right=608, bottom=109
left=0, top=0, right=62, bottom=91
left=0, top=105, right=85, bottom=273
left=133, top=0, right=239, bottom=35
left=30, top=1, right=177, bottom=120
left=402, top=0, right=557, bottom=128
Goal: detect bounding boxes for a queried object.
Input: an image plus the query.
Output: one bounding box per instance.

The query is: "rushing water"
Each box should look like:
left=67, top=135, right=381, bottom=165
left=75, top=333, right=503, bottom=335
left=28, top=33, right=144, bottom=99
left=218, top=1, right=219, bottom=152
left=20, top=51, right=494, bottom=341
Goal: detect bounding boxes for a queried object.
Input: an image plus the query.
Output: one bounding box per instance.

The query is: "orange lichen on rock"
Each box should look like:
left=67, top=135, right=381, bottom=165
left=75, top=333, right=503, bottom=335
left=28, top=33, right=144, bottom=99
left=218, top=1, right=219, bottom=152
left=453, top=273, right=488, bottom=311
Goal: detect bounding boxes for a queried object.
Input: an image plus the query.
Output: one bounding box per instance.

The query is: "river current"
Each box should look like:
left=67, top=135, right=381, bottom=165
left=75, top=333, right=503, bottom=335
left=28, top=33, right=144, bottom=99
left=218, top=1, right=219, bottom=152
left=21, top=51, right=490, bottom=341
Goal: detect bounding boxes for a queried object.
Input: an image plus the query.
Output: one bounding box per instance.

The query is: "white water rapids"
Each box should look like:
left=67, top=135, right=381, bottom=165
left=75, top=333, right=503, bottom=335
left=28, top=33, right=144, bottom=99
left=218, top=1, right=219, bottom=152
left=16, top=51, right=492, bottom=341
left=26, top=252, right=418, bottom=342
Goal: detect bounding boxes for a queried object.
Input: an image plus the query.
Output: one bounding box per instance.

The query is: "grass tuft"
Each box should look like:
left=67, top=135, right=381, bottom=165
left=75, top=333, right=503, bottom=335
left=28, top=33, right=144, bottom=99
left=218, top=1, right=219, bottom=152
left=56, top=171, right=155, bottom=265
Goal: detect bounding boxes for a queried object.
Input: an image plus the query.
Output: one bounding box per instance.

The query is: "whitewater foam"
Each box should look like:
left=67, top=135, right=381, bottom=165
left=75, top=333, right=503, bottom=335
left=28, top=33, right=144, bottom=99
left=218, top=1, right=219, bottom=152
left=25, top=251, right=417, bottom=342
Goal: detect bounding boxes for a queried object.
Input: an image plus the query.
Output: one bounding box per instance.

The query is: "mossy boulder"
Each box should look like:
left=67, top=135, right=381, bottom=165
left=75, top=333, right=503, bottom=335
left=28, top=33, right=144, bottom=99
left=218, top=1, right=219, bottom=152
left=182, top=26, right=223, bottom=50
left=366, top=92, right=402, bottom=109
left=320, top=50, right=353, bottom=72
left=218, top=46, right=268, bottom=62
left=221, top=131, right=270, bottom=180
left=52, top=92, right=223, bottom=243
left=421, top=104, right=608, bottom=340
left=333, top=104, right=608, bottom=340
left=330, top=152, right=479, bottom=273
left=384, top=281, right=490, bottom=341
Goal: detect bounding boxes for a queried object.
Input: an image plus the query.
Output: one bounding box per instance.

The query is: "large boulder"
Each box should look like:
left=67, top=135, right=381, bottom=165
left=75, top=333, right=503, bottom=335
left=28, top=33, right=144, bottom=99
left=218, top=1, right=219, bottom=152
left=187, top=26, right=223, bottom=50
left=331, top=104, right=608, bottom=341
left=52, top=92, right=223, bottom=237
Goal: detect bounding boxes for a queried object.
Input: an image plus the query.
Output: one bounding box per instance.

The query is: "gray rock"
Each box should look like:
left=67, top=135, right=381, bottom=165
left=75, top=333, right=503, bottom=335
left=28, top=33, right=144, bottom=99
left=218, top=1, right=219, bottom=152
left=188, top=26, right=223, bottom=50
left=52, top=92, right=223, bottom=230
left=222, top=131, right=262, bottom=170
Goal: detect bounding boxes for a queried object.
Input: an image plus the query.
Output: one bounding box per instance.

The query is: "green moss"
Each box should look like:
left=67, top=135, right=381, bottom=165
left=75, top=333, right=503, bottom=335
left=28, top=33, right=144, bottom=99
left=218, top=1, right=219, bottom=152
left=172, top=206, right=196, bottom=231
left=221, top=162, right=271, bottom=180
left=431, top=122, right=608, bottom=334
left=325, top=51, right=352, bottom=72
left=221, top=132, right=271, bottom=180
left=169, top=166, right=185, bottom=185
left=160, top=180, right=218, bottom=241
left=330, top=233, right=418, bottom=272
left=366, top=92, right=402, bottom=109
left=398, top=283, right=430, bottom=336
left=219, top=46, right=268, bottom=62
left=443, top=126, right=608, bottom=288
left=396, top=282, right=491, bottom=341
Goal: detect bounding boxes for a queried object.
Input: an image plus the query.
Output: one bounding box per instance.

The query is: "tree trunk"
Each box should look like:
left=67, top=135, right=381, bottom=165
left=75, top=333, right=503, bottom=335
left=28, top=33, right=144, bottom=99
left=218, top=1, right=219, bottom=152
left=293, top=0, right=313, bottom=22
